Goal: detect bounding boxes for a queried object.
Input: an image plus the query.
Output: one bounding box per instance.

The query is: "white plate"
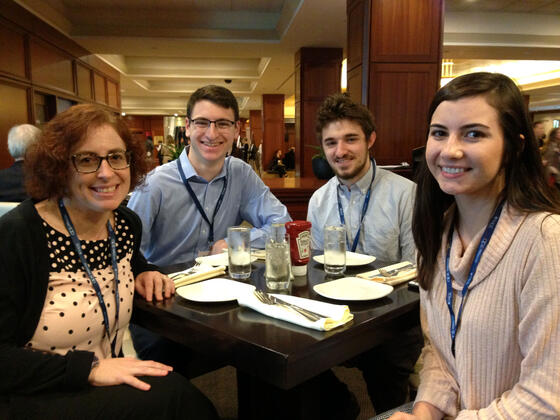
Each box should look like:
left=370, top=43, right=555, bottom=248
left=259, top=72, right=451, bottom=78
left=195, top=253, right=258, bottom=267
left=176, top=278, right=255, bottom=303
left=313, top=277, right=393, bottom=301
left=313, top=251, right=376, bottom=266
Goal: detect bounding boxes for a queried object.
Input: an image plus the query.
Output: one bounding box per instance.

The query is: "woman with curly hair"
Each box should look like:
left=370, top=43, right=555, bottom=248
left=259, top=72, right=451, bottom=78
left=0, top=104, right=217, bottom=419
left=390, top=73, right=560, bottom=419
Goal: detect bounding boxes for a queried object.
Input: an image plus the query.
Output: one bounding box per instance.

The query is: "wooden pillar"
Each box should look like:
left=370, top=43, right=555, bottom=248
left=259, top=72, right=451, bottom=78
left=295, top=47, right=343, bottom=178
left=249, top=109, right=263, bottom=146
left=347, top=0, right=444, bottom=165
left=262, top=94, right=284, bottom=171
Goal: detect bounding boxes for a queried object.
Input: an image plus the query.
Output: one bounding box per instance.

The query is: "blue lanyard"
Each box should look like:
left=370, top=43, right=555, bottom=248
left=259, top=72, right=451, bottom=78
left=337, top=160, right=376, bottom=252
left=445, top=200, right=505, bottom=357
left=58, top=199, right=120, bottom=358
left=177, top=157, right=228, bottom=247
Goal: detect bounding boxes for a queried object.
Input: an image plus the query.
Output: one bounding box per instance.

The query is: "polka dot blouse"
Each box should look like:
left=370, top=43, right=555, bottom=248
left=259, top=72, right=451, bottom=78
left=26, top=211, right=135, bottom=359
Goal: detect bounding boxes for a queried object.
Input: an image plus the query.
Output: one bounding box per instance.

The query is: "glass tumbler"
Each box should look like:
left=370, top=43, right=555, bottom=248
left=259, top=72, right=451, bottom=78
left=265, top=223, right=291, bottom=290
left=227, top=226, right=251, bottom=280
left=323, top=225, right=346, bottom=275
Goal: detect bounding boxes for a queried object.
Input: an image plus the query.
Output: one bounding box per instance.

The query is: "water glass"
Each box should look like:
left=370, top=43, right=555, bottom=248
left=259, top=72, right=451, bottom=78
left=227, top=226, right=251, bottom=280
left=265, top=224, right=291, bottom=290
left=324, top=225, right=346, bottom=275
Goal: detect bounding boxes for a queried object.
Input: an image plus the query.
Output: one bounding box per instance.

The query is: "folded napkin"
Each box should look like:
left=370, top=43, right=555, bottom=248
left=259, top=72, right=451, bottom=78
left=251, top=248, right=266, bottom=260
left=357, top=261, right=417, bottom=286
left=237, top=293, right=353, bottom=331
left=171, top=264, right=227, bottom=288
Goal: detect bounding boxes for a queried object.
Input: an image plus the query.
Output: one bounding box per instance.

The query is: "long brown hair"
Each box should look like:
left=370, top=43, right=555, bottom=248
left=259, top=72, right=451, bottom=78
left=413, top=72, right=560, bottom=290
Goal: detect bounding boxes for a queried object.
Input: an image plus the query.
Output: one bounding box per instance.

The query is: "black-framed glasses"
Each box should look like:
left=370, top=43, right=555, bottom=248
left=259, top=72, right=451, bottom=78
left=189, top=118, right=236, bottom=131
left=71, top=151, right=132, bottom=174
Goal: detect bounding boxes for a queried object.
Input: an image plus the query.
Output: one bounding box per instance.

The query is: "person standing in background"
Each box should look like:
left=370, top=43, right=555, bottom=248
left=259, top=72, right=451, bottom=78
left=0, top=124, right=41, bottom=202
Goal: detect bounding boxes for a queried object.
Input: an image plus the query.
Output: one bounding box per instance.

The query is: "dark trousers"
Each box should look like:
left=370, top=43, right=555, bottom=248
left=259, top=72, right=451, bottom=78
left=4, top=373, right=218, bottom=420
left=350, top=325, right=423, bottom=413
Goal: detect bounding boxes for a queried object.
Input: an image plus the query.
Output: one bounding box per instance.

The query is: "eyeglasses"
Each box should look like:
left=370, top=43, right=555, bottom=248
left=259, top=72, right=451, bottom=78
left=71, top=151, right=132, bottom=174
left=189, top=118, right=236, bottom=131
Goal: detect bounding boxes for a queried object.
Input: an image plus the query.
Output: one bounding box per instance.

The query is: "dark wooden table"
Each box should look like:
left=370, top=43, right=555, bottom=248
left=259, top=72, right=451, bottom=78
left=132, top=259, right=420, bottom=419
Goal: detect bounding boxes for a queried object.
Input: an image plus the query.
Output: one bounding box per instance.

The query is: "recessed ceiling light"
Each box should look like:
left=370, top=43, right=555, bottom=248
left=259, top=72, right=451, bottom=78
left=121, top=112, right=126, bottom=116
left=174, top=113, right=178, bottom=117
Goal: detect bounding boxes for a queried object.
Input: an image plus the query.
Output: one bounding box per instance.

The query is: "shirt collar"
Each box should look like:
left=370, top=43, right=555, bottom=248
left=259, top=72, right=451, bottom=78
left=179, top=147, right=228, bottom=182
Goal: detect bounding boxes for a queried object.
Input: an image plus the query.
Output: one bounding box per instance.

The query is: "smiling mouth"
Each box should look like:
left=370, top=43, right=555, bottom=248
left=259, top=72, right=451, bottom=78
left=92, top=185, right=118, bottom=193
left=441, top=166, right=467, bottom=174
left=200, top=139, right=225, bottom=147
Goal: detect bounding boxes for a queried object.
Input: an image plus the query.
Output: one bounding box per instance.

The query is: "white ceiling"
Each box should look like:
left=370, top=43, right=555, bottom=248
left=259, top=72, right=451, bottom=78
left=14, top=0, right=560, bottom=116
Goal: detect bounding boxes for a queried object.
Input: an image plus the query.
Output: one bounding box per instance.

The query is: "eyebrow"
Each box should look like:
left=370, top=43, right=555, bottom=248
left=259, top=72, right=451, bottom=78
left=429, top=123, right=490, bottom=130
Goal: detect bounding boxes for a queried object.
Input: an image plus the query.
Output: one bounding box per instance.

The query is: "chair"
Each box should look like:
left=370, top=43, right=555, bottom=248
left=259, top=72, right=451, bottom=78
left=0, top=202, right=19, bottom=218
left=411, top=146, right=425, bottom=182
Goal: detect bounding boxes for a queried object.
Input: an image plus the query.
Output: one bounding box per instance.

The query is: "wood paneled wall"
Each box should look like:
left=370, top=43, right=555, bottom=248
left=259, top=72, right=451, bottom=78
left=295, top=48, right=342, bottom=177
left=249, top=110, right=263, bottom=147
left=262, top=94, right=285, bottom=170
left=347, top=0, right=443, bottom=166
left=0, top=2, right=121, bottom=169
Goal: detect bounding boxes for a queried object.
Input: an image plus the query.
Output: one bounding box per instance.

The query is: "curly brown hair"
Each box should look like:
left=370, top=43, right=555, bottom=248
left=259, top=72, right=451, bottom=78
left=25, top=104, right=148, bottom=200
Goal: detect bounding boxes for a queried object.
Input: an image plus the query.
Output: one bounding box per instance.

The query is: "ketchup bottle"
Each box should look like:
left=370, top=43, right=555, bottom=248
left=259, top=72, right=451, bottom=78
left=285, top=221, right=312, bottom=276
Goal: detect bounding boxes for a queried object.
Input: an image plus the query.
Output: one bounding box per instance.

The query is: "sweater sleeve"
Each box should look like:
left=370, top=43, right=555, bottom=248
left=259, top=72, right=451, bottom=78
left=455, top=217, right=560, bottom=419
left=414, top=303, right=461, bottom=417
left=0, top=203, right=94, bottom=395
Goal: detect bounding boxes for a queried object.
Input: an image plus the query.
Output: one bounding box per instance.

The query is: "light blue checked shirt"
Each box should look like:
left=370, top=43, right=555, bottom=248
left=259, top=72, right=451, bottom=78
left=307, top=162, right=416, bottom=265
left=128, top=149, right=291, bottom=266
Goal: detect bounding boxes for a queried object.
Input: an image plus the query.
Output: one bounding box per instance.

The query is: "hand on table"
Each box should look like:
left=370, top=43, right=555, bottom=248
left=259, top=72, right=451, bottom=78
left=88, top=357, right=173, bottom=391
left=211, top=239, right=228, bottom=254
left=135, top=270, right=175, bottom=302
left=388, top=413, right=418, bottom=420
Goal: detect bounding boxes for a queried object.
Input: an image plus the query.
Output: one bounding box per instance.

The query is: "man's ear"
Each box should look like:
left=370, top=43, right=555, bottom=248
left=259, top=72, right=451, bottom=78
left=367, top=131, right=376, bottom=149
left=234, top=121, right=241, bottom=138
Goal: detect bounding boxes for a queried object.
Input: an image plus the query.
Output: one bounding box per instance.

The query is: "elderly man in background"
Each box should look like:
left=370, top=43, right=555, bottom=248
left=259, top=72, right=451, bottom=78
left=0, top=124, right=41, bottom=202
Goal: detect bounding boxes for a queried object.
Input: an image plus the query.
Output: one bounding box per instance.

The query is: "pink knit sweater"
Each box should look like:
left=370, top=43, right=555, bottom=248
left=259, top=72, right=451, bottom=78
left=416, top=205, right=560, bottom=419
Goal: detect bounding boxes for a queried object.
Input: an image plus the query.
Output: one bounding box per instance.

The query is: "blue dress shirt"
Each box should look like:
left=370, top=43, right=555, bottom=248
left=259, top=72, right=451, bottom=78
left=307, top=162, right=416, bottom=265
left=128, top=150, right=291, bottom=266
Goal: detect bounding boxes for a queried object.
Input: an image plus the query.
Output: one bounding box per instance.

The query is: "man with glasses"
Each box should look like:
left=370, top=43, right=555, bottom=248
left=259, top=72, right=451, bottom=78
left=127, top=85, right=290, bottom=375
left=128, top=85, right=290, bottom=266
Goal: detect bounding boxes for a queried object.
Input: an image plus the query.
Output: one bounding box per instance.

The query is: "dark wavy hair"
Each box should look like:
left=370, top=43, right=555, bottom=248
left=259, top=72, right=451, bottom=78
left=186, top=85, right=239, bottom=121
left=25, top=104, right=148, bottom=200
left=413, top=72, right=560, bottom=290
left=315, top=93, right=376, bottom=141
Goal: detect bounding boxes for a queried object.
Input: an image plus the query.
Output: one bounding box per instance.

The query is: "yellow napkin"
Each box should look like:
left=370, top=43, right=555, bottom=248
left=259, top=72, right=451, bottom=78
left=251, top=248, right=266, bottom=260
left=357, top=261, right=417, bottom=286
left=237, top=293, right=353, bottom=331
left=171, top=265, right=227, bottom=288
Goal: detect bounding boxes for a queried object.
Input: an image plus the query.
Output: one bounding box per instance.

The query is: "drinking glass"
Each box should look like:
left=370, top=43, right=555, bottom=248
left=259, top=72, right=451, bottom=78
left=265, top=224, right=291, bottom=290
left=227, top=226, right=251, bottom=280
left=323, top=225, right=346, bottom=275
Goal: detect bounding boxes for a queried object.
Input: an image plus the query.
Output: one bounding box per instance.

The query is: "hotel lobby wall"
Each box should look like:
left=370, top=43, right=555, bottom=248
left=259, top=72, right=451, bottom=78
left=346, top=0, right=443, bottom=166
left=295, top=48, right=343, bottom=178
left=0, top=2, right=121, bottom=170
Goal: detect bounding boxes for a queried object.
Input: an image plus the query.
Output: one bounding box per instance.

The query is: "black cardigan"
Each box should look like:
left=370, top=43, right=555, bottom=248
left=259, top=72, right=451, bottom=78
left=0, top=200, right=158, bottom=396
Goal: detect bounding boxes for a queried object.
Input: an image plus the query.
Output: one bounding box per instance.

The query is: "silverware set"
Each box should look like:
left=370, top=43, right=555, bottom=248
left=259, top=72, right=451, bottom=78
left=169, top=262, right=201, bottom=280
left=378, top=263, right=416, bottom=277
left=253, top=290, right=325, bottom=322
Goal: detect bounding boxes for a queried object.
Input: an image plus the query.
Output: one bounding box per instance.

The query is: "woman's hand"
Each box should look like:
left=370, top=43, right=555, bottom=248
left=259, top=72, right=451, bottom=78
left=135, top=271, right=175, bottom=302
left=388, top=402, right=443, bottom=420
left=88, top=357, right=173, bottom=391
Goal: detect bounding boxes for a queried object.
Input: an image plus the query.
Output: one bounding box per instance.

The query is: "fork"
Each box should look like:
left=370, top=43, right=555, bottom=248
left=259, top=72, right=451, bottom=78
left=169, top=263, right=201, bottom=280
left=378, top=263, right=415, bottom=277
left=253, top=290, right=323, bottom=322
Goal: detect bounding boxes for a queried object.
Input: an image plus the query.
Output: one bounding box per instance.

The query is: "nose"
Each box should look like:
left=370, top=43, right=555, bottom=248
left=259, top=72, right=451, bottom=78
left=334, top=141, right=349, bottom=157
left=96, top=158, right=114, bottom=178
left=441, top=133, right=463, bottom=159
left=205, top=122, right=219, bottom=138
